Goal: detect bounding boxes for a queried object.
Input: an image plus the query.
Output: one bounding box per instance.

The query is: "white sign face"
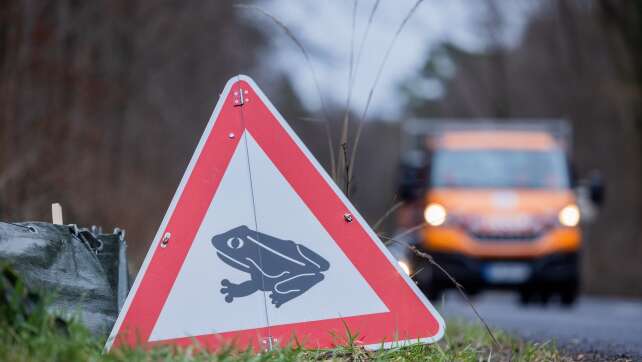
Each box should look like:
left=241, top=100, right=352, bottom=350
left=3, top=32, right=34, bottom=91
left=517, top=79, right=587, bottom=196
left=107, top=75, right=443, bottom=351
left=150, top=133, right=387, bottom=341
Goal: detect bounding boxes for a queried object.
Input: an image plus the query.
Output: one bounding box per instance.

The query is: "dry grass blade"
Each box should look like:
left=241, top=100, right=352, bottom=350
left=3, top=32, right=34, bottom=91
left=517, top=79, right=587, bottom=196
left=236, top=4, right=337, bottom=180
left=372, top=200, right=404, bottom=230
left=344, top=0, right=380, bottom=121
left=338, top=152, right=351, bottom=195
left=353, top=0, right=380, bottom=86
left=348, top=0, right=425, bottom=183
left=339, top=0, right=380, bottom=197
left=387, top=222, right=428, bottom=243
left=337, top=0, right=359, bottom=195
left=378, top=233, right=501, bottom=348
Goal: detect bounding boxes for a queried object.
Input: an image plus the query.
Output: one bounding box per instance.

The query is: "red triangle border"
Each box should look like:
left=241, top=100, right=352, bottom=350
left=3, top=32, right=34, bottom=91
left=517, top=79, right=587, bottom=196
left=106, top=75, right=444, bottom=351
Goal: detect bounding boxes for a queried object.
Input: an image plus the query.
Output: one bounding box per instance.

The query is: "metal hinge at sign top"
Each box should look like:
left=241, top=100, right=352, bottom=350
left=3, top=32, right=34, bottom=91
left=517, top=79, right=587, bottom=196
left=233, top=88, right=249, bottom=107
left=261, top=336, right=277, bottom=351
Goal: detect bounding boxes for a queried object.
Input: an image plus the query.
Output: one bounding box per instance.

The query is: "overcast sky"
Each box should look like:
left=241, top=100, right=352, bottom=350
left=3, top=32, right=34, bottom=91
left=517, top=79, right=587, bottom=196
left=260, top=0, right=534, bottom=120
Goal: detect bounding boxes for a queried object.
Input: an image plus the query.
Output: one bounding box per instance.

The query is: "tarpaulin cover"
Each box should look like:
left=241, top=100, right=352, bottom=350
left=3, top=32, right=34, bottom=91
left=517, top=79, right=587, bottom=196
left=0, top=222, right=129, bottom=335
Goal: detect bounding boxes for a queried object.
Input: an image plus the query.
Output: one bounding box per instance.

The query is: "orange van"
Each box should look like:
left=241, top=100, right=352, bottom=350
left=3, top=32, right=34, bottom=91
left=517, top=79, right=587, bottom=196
left=395, top=121, right=600, bottom=305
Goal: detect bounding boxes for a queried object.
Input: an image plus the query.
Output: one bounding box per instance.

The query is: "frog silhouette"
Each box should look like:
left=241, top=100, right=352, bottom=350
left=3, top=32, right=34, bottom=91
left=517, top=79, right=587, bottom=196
left=212, top=225, right=330, bottom=308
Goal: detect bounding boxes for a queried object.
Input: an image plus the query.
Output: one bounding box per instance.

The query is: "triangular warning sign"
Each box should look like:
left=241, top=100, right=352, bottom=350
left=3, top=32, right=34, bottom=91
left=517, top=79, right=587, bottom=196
left=107, top=75, right=444, bottom=351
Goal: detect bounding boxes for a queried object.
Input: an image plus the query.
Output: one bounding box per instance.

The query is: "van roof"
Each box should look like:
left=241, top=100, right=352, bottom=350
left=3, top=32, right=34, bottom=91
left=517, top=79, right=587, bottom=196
left=433, top=131, right=559, bottom=151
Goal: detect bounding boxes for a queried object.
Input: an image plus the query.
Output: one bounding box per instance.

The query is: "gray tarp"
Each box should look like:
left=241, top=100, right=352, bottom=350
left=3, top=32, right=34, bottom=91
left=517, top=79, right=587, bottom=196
left=0, top=221, right=129, bottom=335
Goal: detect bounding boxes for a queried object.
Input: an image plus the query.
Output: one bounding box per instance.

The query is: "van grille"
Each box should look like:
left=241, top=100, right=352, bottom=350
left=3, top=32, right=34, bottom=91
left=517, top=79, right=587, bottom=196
left=469, top=230, right=543, bottom=242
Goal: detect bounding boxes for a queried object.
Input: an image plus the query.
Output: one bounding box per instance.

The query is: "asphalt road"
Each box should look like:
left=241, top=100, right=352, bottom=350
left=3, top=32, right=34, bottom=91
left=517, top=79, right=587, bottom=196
left=439, top=292, right=642, bottom=359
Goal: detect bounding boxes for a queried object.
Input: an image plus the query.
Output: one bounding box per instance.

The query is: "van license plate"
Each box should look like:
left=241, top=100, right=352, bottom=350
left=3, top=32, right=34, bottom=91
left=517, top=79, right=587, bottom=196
left=484, top=263, right=531, bottom=283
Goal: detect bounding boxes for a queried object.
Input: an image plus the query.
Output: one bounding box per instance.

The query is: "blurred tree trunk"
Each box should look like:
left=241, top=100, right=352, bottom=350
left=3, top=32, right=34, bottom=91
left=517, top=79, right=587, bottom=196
left=0, top=1, right=268, bottom=266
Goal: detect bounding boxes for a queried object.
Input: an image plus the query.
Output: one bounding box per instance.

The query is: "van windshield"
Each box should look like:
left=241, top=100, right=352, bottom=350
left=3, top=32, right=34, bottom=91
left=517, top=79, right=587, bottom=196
left=430, top=149, right=570, bottom=189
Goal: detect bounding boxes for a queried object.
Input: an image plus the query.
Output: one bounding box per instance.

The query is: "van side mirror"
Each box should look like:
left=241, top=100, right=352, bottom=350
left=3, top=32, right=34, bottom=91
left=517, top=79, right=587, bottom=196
left=588, top=171, right=605, bottom=207
left=398, top=151, right=428, bottom=202
left=568, top=160, right=578, bottom=188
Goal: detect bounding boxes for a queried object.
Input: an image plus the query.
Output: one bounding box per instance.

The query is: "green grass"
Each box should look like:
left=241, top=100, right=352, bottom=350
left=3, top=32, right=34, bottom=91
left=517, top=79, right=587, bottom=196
left=0, top=315, right=568, bottom=361
left=0, top=265, right=566, bottom=361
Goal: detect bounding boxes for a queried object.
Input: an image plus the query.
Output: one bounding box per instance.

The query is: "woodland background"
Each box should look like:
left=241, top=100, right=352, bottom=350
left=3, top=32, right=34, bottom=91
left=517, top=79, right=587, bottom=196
left=1, top=1, right=641, bottom=296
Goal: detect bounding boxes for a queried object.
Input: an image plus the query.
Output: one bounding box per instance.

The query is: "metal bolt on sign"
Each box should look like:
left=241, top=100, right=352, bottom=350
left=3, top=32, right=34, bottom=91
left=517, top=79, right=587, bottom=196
left=160, top=232, right=171, bottom=248
left=344, top=213, right=353, bottom=223
left=233, top=89, right=249, bottom=107
left=261, top=336, right=277, bottom=351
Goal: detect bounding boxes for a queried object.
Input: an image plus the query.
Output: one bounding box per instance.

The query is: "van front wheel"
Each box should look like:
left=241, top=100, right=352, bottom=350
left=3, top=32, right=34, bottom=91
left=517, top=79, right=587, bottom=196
left=560, top=284, right=578, bottom=306
left=518, top=288, right=533, bottom=305
left=415, top=264, right=444, bottom=301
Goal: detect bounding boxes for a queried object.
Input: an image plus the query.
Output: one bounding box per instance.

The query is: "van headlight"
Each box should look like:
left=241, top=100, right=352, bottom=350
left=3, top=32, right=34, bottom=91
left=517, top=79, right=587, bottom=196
left=558, top=204, right=580, bottom=227
left=398, top=260, right=411, bottom=276
left=424, top=203, right=447, bottom=226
